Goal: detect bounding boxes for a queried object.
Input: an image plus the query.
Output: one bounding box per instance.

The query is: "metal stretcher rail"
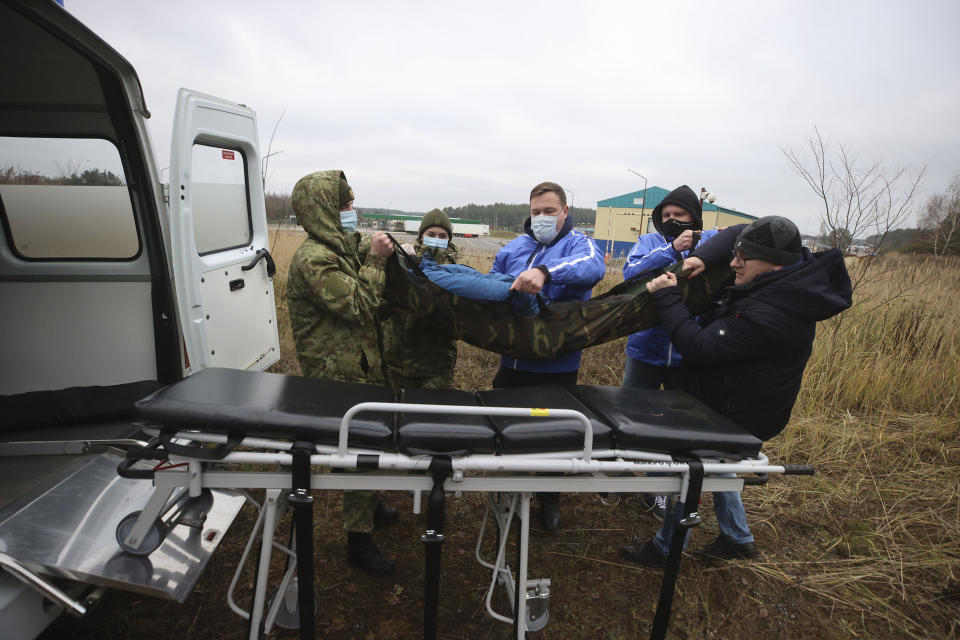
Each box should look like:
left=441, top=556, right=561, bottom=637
left=122, top=390, right=811, bottom=640
left=340, top=401, right=596, bottom=458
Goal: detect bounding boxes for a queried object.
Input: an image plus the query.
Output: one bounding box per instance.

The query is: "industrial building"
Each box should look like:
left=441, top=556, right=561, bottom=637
left=594, top=187, right=757, bottom=258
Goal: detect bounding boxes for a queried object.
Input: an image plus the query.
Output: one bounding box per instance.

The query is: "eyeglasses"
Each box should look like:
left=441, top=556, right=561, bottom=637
left=730, top=250, right=755, bottom=264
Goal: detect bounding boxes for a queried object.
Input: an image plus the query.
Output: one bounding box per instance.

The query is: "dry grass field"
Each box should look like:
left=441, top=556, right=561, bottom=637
left=43, top=230, right=960, bottom=639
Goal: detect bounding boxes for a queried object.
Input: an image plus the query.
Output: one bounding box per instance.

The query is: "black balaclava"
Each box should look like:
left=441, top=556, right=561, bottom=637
left=652, top=185, right=703, bottom=238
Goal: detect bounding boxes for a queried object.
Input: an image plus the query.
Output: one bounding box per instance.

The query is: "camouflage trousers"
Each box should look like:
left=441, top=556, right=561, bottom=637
left=343, top=489, right=378, bottom=533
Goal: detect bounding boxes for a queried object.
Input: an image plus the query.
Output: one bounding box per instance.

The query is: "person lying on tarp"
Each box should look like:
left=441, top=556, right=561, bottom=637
left=414, top=252, right=542, bottom=316
left=382, top=227, right=733, bottom=363
left=620, top=216, right=852, bottom=568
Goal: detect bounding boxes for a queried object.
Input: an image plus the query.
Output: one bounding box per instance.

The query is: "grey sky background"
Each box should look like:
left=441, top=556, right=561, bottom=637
left=66, top=0, right=960, bottom=234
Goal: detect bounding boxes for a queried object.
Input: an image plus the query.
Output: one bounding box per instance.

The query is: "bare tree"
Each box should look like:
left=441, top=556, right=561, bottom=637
left=919, top=172, right=960, bottom=256
left=259, top=108, right=287, bottom=256
left=260, top=107, right=285, bottom=191
left=782, top=127, right=925, bottom=256
left=782, top=127, right=927, bottom=325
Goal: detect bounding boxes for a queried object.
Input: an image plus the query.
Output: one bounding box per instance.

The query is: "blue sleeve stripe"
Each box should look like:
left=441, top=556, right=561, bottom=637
left=625, top=242, right=672, bottom=268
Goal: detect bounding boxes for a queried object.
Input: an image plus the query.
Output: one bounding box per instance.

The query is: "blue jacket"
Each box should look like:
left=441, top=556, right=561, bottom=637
left=623, top=229, right=719, bottom=366
left=491, top=215, right=604, bottom=373
left=419, top=256, right=540, bottom=316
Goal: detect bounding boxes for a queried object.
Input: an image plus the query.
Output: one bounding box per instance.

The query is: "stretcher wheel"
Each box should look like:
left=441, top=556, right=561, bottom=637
left=115, top=510, right=167, bottom=556
left=527, top=606, right=549, bottom=632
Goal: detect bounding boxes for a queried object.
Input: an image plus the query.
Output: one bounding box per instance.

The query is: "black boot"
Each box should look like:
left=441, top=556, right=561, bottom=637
left=347, top=532, right=395, bottom=576
left=373, top=501, right=399, bottom=529
left=620, top=538, right=667, bottom=569
left=693, top=535, right=759, bottom=562
left=538, top=492, right=562, bottom=532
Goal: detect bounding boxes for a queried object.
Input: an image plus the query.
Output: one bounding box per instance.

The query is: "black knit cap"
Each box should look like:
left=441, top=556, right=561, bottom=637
left=735, top=216, right=802, bottom=266
left=418, top=208, right=453, bottom=241
left=652, top=185, right=703, bottom=233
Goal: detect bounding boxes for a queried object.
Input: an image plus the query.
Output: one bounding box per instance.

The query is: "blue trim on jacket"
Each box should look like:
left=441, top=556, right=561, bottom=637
left=491, top=215, right=605, bottom=373
left=622, top=228, right=719, bottom=367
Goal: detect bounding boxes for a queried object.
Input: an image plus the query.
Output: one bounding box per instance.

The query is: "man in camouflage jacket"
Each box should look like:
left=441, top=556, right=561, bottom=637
left=287, top=169, right=398, bottom=576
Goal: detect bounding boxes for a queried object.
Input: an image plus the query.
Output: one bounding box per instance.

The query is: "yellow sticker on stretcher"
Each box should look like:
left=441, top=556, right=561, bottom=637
left=531, top=408, right=550, bottom=417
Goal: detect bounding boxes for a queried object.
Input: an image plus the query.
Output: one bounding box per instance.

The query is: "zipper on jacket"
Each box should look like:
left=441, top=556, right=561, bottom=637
left=525, top=243, right=545, bottom=269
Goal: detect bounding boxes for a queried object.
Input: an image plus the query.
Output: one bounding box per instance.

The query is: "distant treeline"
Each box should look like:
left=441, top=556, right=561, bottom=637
left=442, top=202, right=597, bottom=232
left=266, top=193, right=597, bottom=232
left=265, top=192, right=423, bottom=223
left=0, top=166, right=125, bottom=186
left=862, top=228, right=921, bottom=253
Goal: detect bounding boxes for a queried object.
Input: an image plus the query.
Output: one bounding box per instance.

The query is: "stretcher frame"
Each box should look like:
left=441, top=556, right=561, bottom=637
left=118, top=401, right=809, bottom=640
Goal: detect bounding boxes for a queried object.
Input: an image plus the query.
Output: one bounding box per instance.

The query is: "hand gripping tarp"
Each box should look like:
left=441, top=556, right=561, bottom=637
left=383, top=249, right=732, bottom=361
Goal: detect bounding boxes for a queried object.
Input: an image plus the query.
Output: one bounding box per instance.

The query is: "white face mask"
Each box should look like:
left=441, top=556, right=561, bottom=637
left=531, top=214, right=560, bottom=244
left=422, top=236, right=449, bottom=249
left=339, top=210, right=357, bottom=232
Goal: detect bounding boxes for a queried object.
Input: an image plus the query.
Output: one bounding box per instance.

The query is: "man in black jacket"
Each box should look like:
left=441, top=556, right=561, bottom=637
left=621, top=216, right=852, bottom=566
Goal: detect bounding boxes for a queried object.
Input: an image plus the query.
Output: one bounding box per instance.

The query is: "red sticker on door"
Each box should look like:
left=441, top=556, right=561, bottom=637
left=222, top=150, right=235, bottom=160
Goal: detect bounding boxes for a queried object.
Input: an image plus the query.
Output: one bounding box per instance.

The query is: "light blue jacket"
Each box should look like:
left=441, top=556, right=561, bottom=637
left=623, top=228, right=719, bottom=366
left=491, top=215, right=604, bottom=373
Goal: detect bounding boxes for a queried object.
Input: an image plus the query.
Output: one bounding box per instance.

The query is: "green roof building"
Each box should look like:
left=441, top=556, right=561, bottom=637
left=595, top=187, right=757, bottom=258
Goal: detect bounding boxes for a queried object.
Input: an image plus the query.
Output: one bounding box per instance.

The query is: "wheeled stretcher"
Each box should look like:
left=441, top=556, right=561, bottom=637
left=119, top=367, right=812, bottom=640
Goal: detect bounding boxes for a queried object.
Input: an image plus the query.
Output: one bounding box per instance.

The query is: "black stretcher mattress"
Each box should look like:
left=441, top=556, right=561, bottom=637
left=135, top=368, right=761, bottom=459
left=478, top=385, right=614, bottom=453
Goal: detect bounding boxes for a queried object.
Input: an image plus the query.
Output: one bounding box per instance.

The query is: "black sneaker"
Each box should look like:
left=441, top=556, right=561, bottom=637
left=347, top=532, right=396, bottom=576
left=620, top=539, right=666, bottom=569
left=694, top=535, right=759, bottom=562
left=373, top=501, right=399, bottom=529
left=641, top=494, right=667, bottom=521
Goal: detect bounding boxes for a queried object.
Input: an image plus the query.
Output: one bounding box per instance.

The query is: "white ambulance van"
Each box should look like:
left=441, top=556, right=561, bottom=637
left=0, top=1, right=280, bottom=637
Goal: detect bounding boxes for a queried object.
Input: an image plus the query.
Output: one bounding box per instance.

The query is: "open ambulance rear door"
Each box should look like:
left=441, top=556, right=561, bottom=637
left=168, top=89, right=281, bottom=373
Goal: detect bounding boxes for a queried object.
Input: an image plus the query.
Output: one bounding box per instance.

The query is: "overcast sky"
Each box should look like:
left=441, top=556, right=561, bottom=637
left=66, top=0, right=959, bottom=234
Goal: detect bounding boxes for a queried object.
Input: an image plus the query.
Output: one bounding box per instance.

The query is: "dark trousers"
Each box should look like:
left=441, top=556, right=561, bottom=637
left=621, top=356, right=682, bottom=390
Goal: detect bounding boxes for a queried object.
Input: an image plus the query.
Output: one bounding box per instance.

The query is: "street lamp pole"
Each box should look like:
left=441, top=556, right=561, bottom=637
left=621, top=169, right=648, bottom=258
left=698, top=187, right=716, bottom=228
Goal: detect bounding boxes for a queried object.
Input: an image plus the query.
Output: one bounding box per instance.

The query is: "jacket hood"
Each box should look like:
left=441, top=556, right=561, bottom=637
left=733, top=248, right=852, bottom=322
left=652, top=185, right=703, bottom=234
left=292, top=170, right=351, bottom=252
left=523, top=212, right=574, bottom=245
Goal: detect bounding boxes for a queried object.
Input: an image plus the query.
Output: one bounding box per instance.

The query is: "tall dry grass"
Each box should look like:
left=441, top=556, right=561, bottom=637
left=267, top=230, right=960, bottom=638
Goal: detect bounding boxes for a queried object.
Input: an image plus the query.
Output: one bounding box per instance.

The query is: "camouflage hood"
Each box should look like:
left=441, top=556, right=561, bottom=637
left=291, top=170, right=351, bottom=253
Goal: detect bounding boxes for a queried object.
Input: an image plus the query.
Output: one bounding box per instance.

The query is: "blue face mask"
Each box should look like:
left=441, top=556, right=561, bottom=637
left=531, top=214, right=560, bottom=244
left=339, top=210, right=357, bottom=232
left=422, top=236, right=449, bottom=250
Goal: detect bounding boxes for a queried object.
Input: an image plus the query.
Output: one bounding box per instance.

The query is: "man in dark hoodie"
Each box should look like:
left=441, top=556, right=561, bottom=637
left=621, top=216, right=852, bottom=567
left=287, top=170, right=399, bottom=576
left=620, top=185, right=720, bottom=518
left=622, top=185, right=720, bottom=391
left=489, top=181, right=605, bottom=531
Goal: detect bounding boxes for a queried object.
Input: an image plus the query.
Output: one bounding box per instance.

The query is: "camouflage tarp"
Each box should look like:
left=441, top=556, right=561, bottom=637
left=383, top=250, right=732, bottom=361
